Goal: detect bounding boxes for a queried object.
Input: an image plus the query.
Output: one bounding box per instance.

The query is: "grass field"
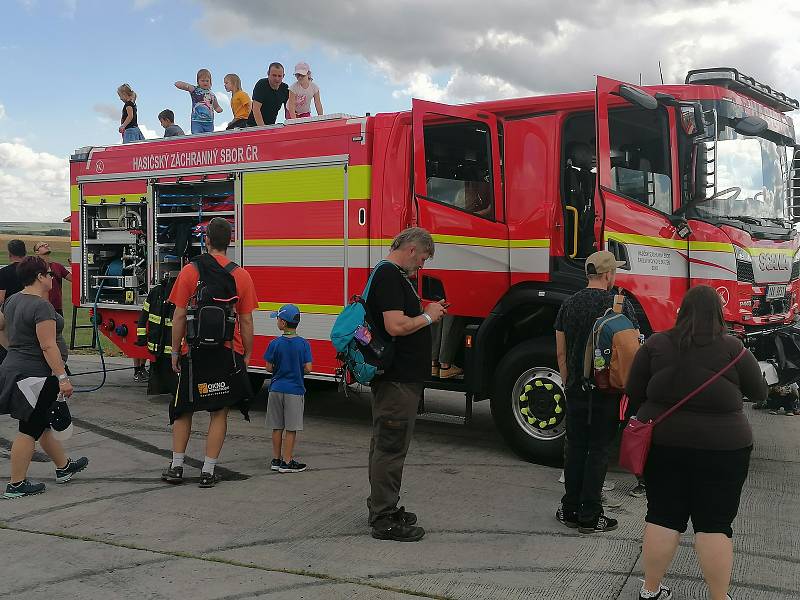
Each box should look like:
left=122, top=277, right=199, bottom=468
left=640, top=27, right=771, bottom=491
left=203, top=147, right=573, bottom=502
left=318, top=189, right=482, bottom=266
left=0, top=233, right=121, bottom=356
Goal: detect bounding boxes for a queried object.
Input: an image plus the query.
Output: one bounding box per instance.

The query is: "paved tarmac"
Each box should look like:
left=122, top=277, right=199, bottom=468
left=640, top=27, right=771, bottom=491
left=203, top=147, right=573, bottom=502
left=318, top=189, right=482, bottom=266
left=1, top=356, right=798, bottom=599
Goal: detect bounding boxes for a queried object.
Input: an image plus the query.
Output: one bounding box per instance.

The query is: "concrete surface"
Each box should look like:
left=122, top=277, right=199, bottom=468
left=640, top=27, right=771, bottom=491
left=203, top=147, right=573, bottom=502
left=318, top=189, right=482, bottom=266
left=1, top=355, right=798, bottom=600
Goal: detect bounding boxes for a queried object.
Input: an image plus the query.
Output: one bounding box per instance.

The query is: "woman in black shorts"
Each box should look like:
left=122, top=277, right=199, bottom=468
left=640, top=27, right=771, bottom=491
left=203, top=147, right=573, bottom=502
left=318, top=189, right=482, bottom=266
left=626, top=285, right=767, bottom=600
left=0, top=256, right=88, bottom=499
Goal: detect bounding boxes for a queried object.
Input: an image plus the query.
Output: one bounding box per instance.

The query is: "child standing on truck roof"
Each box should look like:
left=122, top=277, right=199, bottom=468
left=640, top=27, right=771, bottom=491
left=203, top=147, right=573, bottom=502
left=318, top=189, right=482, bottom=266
left=175, top=68, right=223, bottom=134
left=224, top=74, right=251, bottom=130
left=118, top=84, right=145, bottom=143
left=287, top=62, right=323, bottom=119
left=264, top=304, right=312, bottom=474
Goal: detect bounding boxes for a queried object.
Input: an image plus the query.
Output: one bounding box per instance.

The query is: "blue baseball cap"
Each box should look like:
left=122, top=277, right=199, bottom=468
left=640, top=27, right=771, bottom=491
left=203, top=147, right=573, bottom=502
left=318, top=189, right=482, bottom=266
left=270, top=304, right=301, bottom=324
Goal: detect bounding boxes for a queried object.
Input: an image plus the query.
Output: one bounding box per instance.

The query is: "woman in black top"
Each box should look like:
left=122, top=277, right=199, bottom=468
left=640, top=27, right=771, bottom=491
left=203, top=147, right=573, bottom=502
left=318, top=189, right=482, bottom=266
left=626, top=285, right=767, bottom=600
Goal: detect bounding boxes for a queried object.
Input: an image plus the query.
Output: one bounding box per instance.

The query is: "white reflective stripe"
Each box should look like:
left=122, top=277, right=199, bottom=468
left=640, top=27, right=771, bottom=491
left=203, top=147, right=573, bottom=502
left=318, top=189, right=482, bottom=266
left=510, top=247, right=550, bottom=274
left=254, top=310, right=335, bottom=341
left=614, top=242, right=740, bottom=281
left=689, top=249, right=737, bottom=282
left=244, top=243, right=549, bottom=273
left=71, top=248, right=81, bottom=264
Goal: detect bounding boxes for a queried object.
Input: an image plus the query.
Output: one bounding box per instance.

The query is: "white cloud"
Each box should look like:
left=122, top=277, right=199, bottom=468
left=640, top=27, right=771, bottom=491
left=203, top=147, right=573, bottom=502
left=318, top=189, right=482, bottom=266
left=0, top=104, right=6, bottom=120
left=194, top=0, right=800, bottom=106
left=0, top=142, right=69, bottom=222
left=93, top=103, right=118, bottom=122
left=138, top=122, right=159, bottom=139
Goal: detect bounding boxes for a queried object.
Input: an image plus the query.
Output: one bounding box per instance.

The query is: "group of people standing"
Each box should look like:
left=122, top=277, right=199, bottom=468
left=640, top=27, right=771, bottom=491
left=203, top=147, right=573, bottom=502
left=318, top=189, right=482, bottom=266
left=554, top=250, right=766, bottom=600
left=0, top=228, right=768, bottom=600
left=118, top=62, right=324, bottom=143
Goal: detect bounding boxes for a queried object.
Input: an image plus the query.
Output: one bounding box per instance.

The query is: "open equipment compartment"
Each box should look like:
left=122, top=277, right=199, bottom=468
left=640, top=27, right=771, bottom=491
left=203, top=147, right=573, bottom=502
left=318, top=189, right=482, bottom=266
left=81, top=196, right=148, bottom=306
left=153, top=178, right=237, bottom=283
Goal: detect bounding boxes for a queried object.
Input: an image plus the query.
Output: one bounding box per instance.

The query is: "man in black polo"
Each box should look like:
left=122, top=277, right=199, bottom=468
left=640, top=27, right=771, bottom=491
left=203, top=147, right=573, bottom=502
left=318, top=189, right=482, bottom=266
left=365, top=227, right=447, bottom=542
left=0, top=239, right=26, bottom=308
left=247, top=62, right=289, bottom=127
left=554, top=250, right=639, bottom=534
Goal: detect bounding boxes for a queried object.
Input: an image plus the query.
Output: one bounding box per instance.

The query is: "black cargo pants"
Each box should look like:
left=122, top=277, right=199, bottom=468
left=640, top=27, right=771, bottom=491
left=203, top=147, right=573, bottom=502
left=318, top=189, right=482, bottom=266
left=367, top=380, right=424, bottom=526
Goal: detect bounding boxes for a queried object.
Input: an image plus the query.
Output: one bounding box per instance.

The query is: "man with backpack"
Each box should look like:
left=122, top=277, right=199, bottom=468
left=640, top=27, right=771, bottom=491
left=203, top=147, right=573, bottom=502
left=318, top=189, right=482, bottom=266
left=554, top=250, right=639, bottom=533
left=162, top=217, right=257, bottom=488
left=364, top=227, right=446, bottom=542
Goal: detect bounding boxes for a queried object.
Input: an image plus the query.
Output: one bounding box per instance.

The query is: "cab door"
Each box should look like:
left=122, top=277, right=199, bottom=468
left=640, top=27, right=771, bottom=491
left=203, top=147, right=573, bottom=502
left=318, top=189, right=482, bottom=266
left=411, top=99, right=509, bottom=315
left=596, top=76, right=688, bottom=332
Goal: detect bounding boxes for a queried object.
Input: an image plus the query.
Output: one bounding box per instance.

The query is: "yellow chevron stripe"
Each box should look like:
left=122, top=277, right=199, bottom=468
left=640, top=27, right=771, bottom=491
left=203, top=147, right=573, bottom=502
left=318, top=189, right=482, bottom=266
left=744, top=247, right=796, bottom=256
left=244, top=236, right=549, bottom=249
left=244, top=238, right=347, bottom=247
left=258, top=302, right=343, bottom=315
left=607, top=231, right=795, bottom=256
left=70, top=185, right=80, bottom=212
left=71, top=241, right=80, bottom=247
left=243, top=165, right=371, bottom=204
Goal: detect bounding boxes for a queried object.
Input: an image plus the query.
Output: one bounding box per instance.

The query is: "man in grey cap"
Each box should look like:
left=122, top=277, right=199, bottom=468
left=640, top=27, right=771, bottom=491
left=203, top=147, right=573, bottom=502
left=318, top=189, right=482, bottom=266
left=553, top=250, right=639, bottom=533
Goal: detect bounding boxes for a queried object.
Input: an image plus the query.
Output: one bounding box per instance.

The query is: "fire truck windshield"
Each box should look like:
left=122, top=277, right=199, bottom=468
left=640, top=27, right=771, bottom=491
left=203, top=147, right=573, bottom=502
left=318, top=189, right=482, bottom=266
left=694, top=126, right=792, bottom=222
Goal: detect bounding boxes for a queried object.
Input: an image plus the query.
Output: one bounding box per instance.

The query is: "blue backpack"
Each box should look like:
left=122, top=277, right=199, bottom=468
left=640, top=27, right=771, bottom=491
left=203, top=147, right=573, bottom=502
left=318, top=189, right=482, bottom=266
left=330, top=260, right=392, bottom=384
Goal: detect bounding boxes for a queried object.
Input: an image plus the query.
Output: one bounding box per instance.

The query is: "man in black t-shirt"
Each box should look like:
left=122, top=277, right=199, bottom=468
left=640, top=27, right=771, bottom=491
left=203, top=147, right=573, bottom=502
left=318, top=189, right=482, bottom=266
left=247, top=62, right=290, bottom=127
left=365, top=227, right=446, bottom=542
left=0, top=239, right=26, bottom=308
left=554, top=250, right=639, bottom=534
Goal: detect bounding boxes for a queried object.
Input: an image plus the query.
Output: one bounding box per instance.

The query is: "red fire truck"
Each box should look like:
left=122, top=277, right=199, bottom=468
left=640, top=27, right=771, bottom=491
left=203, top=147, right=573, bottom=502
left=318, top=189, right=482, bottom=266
left=69, top=67, right=800, bottom=461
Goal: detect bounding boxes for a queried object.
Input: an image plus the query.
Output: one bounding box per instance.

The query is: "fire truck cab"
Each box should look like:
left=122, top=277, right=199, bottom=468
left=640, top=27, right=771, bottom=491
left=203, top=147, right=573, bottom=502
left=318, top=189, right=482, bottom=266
left=70, top=67, right=800, bottom=462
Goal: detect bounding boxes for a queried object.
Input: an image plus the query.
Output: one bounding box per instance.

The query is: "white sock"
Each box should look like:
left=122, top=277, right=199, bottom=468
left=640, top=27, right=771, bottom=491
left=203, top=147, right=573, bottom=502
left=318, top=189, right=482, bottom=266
left=202, top=456, right=217, bottom=474
left=639, top=583, right=663, bottom=598
left=171, top=452, right=185, bottom=469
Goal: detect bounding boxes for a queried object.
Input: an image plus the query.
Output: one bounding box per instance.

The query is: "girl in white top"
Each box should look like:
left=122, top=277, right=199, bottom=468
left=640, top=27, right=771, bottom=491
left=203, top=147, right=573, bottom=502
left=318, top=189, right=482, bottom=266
left=288, top=61, right=323, bottom=119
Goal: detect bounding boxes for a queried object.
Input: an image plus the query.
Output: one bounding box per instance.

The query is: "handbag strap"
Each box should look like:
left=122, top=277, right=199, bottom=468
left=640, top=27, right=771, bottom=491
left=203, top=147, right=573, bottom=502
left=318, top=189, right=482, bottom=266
left=653, top=346, right=747, bottom=426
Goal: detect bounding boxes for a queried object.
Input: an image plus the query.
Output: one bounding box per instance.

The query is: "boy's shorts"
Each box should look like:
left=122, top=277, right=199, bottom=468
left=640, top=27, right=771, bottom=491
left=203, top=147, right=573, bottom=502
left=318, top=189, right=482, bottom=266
left=267, top=391, right=304, bottom=431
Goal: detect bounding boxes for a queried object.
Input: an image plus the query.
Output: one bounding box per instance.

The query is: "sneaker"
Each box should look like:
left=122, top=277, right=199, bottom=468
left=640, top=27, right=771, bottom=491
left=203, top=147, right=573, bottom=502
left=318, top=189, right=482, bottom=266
left=161, top=464, right=184, bottom=484
left=198, top=471, right=220, bottom=488
left=602, top=492, right=623, bottom=508
left=393, top=506, right=418, bottom=526
left=133, top=367, right=144, bottom=381
left=55, top=456, right=89, bottom=483
left=629, top=483, right=647, bottom=498
left=438, top=365, right=464, bottom=379
left=4, top=479, right=46, bottom=499
left=555, top=506, right=578, bottom=528
left=785, top=410, right=796, bottom=417
left=371, top=519, right=426, bottom=542
left=270, top=458, right=282, bottom=471
left=278, top=459, right=307, bottom=473
left=769, top=409, right=782, bottom=415
left=578, top=515, right=618, bottom=534
left=639, top=583, right=673, bottom=599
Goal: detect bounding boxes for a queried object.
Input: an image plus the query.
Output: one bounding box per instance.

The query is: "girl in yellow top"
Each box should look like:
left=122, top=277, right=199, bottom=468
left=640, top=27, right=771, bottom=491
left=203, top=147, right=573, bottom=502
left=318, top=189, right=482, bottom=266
left=224, top=74, right=251, bottom=130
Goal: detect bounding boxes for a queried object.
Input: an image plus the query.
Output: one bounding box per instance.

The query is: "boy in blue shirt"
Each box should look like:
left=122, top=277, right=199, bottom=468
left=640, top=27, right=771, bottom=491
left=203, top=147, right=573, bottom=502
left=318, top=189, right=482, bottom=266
left=264, top=304, right=312, bottom=473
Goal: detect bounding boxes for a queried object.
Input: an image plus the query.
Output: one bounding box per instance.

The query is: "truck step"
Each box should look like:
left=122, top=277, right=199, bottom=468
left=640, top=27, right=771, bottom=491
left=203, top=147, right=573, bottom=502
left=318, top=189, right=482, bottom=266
left=417, top=412, right=467, bottom=425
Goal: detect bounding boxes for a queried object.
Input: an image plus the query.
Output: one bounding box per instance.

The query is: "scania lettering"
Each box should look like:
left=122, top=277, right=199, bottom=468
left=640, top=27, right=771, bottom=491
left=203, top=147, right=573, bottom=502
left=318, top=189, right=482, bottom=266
left=69, top=68, right=800, bottom=462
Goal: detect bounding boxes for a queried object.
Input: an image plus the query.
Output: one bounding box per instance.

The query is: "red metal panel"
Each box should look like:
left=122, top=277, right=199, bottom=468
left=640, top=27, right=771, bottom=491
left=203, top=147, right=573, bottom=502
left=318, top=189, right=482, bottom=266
left=242, top=200, right=368, bottom=240
left=245, top=266, right=344, bottom=305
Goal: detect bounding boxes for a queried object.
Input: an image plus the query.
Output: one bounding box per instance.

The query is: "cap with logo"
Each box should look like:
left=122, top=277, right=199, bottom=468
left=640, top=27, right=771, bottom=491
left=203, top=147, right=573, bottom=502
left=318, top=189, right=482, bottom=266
left=294, top=62, right=310, bottom=76
left=270, top=303, right=301, bottom=324
left=585, top=250, right=625, bottom=275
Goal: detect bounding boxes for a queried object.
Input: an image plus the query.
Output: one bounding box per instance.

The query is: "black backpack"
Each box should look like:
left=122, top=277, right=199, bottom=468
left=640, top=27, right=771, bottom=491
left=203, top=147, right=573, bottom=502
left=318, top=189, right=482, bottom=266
left=186, top=253, right=239, bottom=349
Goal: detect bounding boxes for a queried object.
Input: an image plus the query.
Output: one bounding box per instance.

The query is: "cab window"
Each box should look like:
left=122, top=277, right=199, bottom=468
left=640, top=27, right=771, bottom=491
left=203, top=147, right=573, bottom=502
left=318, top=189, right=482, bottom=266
left=424, top=121, right=494, bottom=220
left=609, top=107, right=672, bottom=213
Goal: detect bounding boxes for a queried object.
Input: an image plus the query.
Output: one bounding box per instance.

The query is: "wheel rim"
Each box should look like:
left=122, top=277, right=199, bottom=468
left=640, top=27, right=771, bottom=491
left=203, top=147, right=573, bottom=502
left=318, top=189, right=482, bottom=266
left=511, top=367, right=567, bottom=441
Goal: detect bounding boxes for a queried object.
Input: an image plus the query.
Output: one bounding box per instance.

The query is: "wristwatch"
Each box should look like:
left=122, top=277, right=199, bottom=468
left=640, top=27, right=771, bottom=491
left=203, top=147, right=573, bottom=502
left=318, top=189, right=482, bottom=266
left=57, top=373, right=69, bottom=382
left=422, top=313, right=433, bottom=326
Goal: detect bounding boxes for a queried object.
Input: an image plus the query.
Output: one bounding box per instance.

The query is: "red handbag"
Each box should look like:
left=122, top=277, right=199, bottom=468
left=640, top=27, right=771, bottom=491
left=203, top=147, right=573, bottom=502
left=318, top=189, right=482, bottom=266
left=619, top=347, right=746, bottom=477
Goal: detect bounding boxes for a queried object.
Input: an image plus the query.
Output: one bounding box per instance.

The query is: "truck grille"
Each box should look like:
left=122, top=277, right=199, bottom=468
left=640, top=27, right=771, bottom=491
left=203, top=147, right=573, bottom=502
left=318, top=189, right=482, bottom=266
left=737, top=260, right=754, bottom=283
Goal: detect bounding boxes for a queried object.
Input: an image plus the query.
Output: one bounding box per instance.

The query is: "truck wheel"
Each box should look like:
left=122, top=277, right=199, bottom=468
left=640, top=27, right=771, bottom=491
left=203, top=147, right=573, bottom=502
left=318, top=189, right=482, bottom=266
left=490, top=339, right=566, bottom=464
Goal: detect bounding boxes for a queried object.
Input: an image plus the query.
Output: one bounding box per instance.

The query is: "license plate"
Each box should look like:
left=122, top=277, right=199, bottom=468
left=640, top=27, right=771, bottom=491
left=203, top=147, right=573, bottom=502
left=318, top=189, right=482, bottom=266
left=766, top=284, right=787, bottom=300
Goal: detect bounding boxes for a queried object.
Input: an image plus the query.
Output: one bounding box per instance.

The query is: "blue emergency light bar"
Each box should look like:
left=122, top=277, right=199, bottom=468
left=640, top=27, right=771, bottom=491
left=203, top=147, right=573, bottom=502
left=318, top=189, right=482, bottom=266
left=686, top=67, right=799, bottom=113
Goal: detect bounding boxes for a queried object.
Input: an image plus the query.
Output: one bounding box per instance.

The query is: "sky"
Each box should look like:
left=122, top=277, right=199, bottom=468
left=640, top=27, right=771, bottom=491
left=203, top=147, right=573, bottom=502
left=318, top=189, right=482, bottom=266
left=1, top=0, right=799, bottom=222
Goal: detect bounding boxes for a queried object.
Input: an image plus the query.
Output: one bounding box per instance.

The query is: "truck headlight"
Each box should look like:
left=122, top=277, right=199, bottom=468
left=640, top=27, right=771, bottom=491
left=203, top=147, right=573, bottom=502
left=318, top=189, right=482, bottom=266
left=734, top=246, right=751, bottom=263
